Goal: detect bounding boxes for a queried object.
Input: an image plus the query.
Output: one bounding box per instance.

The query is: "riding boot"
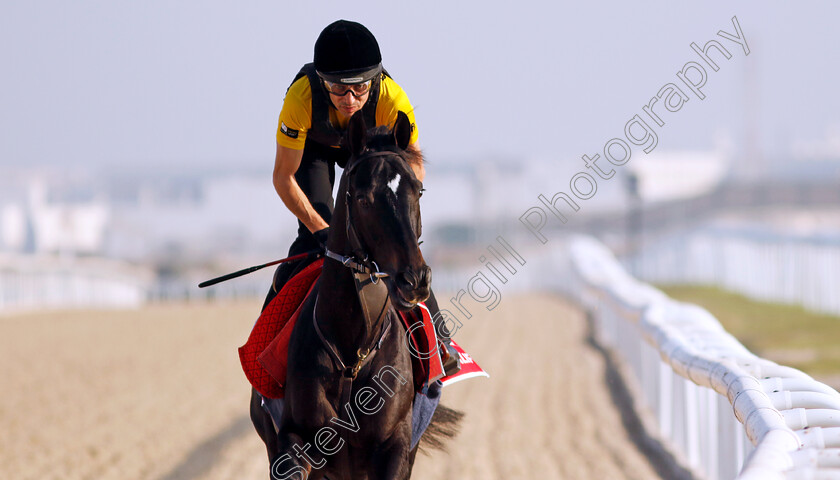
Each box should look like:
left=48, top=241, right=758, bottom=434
left=261, top=259, right=299, bottom=311
left=261, top=234, right=323, bottom=312
left=424, top=290, right=461, bottom=377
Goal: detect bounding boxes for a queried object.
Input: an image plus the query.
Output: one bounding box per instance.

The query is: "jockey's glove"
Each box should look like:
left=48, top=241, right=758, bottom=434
left=314, top=227, right=330, bottom=251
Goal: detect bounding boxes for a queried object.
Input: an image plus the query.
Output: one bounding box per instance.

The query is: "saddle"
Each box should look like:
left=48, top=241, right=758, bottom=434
left=239, top=260, right=447, bottom=399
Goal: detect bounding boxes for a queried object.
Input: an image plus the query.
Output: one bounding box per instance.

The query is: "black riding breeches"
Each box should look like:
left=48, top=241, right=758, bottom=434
left=262, top=140, right=348, bottom=311
left=261, top=233, right=321, bottom=312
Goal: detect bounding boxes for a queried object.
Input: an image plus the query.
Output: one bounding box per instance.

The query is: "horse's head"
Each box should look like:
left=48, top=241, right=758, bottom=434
left=336, top=110, right=430, bottom=311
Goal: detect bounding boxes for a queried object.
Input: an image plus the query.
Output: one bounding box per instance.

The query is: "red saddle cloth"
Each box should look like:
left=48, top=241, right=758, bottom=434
left=239, top=259, right=447, bottom=399
left=399, top=303, right=446, bottom=391
left=238, top=259, right=324, bottom=399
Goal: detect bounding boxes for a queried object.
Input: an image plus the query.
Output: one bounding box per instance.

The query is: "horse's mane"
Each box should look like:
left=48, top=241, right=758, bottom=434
left=364, top=125, right=425, bottom=168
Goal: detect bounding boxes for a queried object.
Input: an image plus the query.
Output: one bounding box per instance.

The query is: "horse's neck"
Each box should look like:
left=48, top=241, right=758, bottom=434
left=316, top=197, right=375, bottom=362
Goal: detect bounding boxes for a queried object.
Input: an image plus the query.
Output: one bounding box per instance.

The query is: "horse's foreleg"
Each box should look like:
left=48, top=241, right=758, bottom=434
left=270, top=430, right=318, bottom=480
left=371, top=429, right=413, bottom=480
left=251, top=387, right=281, bottom=462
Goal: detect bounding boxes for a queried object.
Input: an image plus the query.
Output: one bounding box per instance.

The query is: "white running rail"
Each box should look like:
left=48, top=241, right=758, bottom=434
left=630, top=227, right=840, bottom=317
left=564, top=236, right=840, bottom=479
left=0, top=253, right=152, bottom=312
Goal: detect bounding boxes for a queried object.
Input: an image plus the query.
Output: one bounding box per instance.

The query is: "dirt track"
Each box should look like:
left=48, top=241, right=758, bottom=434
left=0, top=294, right=688, bottom=479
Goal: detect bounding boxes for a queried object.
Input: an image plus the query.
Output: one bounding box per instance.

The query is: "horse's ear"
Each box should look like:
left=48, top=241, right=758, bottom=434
left=347, top=111, right=367, bottom=157
left=393, top=111, right=412, bottom=151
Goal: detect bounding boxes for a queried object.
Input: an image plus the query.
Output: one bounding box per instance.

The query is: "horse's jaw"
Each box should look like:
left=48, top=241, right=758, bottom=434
left=386, top=279, right=430, bottom=312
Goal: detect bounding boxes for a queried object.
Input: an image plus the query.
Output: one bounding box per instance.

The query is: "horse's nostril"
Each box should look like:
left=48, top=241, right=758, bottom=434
left=398, top=266, right=431, bottom=291
left=421, top=266, right=431, bottom=284
left=399, top=271, right=417, bottom=288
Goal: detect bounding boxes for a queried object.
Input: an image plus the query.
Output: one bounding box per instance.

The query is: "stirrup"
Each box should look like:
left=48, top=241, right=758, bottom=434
left=440, top=340, right=461, bottom=377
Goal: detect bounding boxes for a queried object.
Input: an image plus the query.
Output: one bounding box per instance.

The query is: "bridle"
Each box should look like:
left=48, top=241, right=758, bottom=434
left=326, top=147, right=413, bottom=281
left=310, top=147, right=422, bottom=459
left=323, top=249, right=388, bottom=282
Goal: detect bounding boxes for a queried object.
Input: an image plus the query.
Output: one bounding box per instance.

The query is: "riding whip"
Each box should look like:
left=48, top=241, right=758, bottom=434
left=198, top=250, right=321, bottom=288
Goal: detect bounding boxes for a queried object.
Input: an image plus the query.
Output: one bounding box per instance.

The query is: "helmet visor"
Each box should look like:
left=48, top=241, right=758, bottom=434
left=316, top=63, right=382, bottom=85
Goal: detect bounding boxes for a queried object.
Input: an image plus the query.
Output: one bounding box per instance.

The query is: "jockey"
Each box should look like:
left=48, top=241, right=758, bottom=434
left=266, top=19, right=421, bottom=307
left=266, top=20, right=459, bottom=370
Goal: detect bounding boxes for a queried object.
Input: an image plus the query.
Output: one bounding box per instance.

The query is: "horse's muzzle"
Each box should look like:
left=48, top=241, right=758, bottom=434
left=391, top=265, right=431, bottom=310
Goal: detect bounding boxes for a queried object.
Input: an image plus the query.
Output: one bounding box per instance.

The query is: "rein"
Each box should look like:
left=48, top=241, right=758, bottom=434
left=324, top=249, right=389, bottom=279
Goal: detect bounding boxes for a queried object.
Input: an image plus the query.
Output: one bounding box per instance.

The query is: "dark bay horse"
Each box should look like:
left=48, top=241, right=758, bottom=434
left=251, top=111, right=458, bottom=479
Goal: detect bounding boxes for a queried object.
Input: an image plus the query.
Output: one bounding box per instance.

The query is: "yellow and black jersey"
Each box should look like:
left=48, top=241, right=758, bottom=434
left=276, top=72, right=419, bottom=150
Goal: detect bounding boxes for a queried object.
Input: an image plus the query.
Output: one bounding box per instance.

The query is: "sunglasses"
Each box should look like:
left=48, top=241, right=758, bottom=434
left=322, top=79, right=372, bottom=97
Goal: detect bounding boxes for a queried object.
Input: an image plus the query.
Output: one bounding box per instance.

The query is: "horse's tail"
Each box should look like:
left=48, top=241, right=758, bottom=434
left=419, top=404, right=465, bottom=452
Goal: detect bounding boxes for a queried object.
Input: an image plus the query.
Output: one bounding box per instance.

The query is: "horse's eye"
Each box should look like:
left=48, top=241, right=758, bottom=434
left=419, top=188, right=425, bottom=198
left=355, top=194, right=371, bottom=207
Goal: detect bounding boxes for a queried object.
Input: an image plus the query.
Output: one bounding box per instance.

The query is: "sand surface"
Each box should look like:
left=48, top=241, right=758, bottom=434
left=0, top=295, right=686, bottom=479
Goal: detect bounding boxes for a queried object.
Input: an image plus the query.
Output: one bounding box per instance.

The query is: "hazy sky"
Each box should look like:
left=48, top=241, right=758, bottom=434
left=2, top=1, right=839, bottom=172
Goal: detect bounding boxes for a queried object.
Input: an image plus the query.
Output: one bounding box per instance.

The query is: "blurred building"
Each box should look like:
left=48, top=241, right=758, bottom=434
left=626, top=150, right=730, bottom=204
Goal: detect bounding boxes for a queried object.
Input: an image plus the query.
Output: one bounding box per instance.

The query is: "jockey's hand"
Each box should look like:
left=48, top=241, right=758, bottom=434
left=314, top=227, right=330, bottom=251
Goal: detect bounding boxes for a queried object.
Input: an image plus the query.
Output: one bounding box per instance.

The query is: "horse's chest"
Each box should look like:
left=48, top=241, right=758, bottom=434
left=307, top=367, right=412, bottom=443
left=286, top=313, right=415, bottom=446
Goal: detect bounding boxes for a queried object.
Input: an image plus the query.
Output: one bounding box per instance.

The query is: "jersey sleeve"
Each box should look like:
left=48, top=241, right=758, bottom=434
left=376, top=76, right=420, bottom=145
left=276, top=76, right=313, bottom=150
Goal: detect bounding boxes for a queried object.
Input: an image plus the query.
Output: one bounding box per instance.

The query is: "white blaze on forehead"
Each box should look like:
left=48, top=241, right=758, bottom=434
left=387, top=173, right=401, bottom=195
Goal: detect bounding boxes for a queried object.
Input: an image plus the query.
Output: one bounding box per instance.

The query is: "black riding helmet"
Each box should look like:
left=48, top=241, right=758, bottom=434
left=314, top=20, right=382, bottom=84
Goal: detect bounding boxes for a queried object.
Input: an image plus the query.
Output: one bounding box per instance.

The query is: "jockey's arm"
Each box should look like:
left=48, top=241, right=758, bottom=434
left=272, top=143, right=330, bottom=233
left=407, top=142, right=425, bottom=183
